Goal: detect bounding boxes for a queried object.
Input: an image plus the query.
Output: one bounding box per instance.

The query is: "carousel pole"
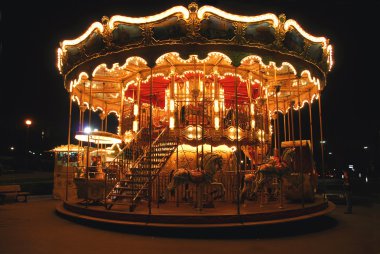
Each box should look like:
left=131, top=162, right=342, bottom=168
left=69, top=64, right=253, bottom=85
left=235, top=66, right=240, bottom=215
left=79, top=84, right=85, bottom=167
left=318, top=90, right=326, bottom=200
left=297, top=78, right=304, bottom=208
left=66, top=92, right=73, bottom=201
left=275, top=85, right=281, bottom=157
left=202, top=64, right=205, bottom=171
left=194, top=61, right=199, bottom=170
left=149, top=68, right=153, bottom=215
left=283, top=101, right=287, bottom=141
left=287, top=100, right=291, bottom=142
left=105, top=104, right=108, bottom=132
left=85, top=78, right=93, bottom=208
left=274, top=66, right=281, bottom=157
left=260, top=66, right=265, bottom=163
left=308, top=91, right=314, bottom=155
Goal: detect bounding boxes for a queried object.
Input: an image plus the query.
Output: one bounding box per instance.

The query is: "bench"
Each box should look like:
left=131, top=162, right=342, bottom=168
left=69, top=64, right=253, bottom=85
left=0, top=185, right=30, bottom=204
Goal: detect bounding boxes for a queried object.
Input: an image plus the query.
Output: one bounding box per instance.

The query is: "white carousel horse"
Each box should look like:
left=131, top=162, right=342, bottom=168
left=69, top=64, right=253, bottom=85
left=160, top=153, right=224, bottom=204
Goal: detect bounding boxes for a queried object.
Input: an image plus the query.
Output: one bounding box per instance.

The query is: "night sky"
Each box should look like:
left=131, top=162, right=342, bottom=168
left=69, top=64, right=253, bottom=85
left=1, top=0, right=379, bottom=172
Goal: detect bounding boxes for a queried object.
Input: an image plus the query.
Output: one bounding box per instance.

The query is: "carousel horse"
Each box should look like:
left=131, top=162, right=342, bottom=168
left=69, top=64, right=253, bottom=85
left=160, top=153, right=224, bottom=204
left=240, top=147, right=296, bottom=204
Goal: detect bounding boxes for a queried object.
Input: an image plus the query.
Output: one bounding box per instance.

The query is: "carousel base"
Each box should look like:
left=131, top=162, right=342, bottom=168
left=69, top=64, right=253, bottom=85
left=56, top=197, right=335, bottom=229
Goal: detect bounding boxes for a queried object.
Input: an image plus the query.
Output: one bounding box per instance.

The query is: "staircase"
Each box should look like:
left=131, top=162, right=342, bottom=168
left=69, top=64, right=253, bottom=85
left=106, top=128, right=177, bottom=211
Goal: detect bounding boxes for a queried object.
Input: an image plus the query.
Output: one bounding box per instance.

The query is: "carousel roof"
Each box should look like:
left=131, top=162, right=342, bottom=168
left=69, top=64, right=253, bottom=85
left=57, top=2, right=333, bottom=114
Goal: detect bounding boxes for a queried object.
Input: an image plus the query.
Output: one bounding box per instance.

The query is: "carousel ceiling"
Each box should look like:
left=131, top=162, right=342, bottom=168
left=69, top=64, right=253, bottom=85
left=58, top=2, right=333, bottom=114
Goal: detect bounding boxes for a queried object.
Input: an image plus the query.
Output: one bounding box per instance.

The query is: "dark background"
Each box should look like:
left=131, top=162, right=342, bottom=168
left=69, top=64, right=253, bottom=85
left=1, top=0, right=379, bottom=176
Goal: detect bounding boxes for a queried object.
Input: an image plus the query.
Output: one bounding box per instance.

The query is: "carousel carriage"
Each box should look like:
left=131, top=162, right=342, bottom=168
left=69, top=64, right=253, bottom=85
left=55, top=3, right=334, bottom=226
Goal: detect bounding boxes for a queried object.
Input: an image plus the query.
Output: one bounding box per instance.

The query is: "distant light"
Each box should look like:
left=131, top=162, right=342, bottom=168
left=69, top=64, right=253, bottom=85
left=10, top=146, right=15, bottom=151
left=365, top=177, right=368, bottom=183
left=39, top=153, right=42, bottom=156
left=94, top=129, right=99, bottom=132
left=348, top=165, right=353, bottom=169
left=341, top=174, right=344, bottom=179
left=352, top=168, right=355, bottom=172
left=25, top=119, right=32, bottom=126
left=328, top=152, right=332, bottom=155
left=363, top=146, right=368, bottom=150
left=359, top=173, right=362, bottom=178
left=241, top=160, right=244, bottom=164
left=320, top=140, right=326, bottom=144
left=333, top=168, right=336, bottom=171
left=84, top=127, right=92, bottom=134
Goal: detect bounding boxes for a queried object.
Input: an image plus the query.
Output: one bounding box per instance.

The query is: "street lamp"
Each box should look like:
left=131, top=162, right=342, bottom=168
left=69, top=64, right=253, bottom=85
left=25, top=119, right=32, bottom=170
left=25, top=119, right=32, bottom=127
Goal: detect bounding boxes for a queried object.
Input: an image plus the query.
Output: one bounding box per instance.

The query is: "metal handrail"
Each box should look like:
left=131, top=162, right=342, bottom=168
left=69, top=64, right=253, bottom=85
left=130, top=127, right=168, bottom=169
left=108, top=127, right=146, bottom=165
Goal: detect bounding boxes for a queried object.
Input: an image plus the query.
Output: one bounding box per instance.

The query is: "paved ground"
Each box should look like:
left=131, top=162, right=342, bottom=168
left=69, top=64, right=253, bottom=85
left=0, top=195, right=379, bottom=254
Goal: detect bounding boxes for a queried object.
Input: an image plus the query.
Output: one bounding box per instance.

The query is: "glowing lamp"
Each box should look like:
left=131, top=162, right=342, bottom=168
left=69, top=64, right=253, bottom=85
left=250, top=103, right=255, bottom=115
left=214, top=116, right=220, bottom=130
left=25, top=119, right=32, bottom=126
left=133, top=104, right=139, bottom=116
left=133, top=120, right=139, bottom=132
left=169, top=99, right=175, bottom=112
left=214, top=100, right=219, bottom=112
left=84, top=127, right=91, bottom=134
left=251, top=119, right=256, bottom=129
left=169, top=116, right=175, bottom=129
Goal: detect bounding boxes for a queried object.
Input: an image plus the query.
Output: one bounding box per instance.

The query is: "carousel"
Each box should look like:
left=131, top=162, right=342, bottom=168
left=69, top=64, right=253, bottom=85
left=55, top=3, right=335, bottom=228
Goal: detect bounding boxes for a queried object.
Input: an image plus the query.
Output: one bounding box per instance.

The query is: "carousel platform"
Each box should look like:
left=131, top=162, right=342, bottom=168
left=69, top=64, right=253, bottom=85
left=56, top=197, right=335, bottom=229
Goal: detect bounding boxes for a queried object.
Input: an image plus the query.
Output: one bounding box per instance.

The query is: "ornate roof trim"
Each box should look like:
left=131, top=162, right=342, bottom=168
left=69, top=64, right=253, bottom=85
left=197, top=5, right=279, bottom=27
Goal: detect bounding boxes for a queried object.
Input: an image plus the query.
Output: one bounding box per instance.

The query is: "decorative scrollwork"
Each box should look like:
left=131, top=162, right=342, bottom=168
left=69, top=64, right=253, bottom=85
left=273, top=14, right=286, bottom=49
left=233, top=22, right=247, bottom=45
left=141, top=24, right=154, bottom=46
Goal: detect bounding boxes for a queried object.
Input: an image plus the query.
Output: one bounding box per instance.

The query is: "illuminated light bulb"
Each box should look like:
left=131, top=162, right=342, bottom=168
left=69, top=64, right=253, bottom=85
left=215, top=116, right=220, bottom=130
left=134, top=104, right=139, bottom=116
left=133, top=120, right=139, bottom=132
left=169, top=117, right=175, bottom=130
left=214, top=100, right=219, bottom=112
left=250, top=103, right=255, bottom=115
left=170, top=99, right=175, bottom=112
left=84, top=127, right=91, bottom=134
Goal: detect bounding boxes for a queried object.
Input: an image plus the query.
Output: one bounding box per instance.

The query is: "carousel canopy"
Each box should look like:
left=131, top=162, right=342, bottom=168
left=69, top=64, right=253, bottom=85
left=48, top=145, right=85, bottom=152
left=57, top=2, right=333, bottom=114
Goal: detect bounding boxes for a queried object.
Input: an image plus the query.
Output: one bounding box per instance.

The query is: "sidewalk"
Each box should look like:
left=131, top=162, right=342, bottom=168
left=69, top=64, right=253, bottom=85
left=0, top=195, right=379, bottom=254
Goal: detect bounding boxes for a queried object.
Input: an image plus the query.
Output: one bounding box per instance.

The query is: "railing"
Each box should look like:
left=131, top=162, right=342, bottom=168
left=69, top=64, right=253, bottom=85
left=130, top=127, right=168, bottom=170
left=130, top=127, right=173, bottom=203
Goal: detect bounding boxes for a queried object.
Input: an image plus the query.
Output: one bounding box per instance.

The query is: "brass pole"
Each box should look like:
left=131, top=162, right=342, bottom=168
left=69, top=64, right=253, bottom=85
left=308, top=91, right=314, bottom=157
left=66, top=92, right=73, bottom=201
left=283, top=101, right=287, bottom=141
left=202, top=64, right=205, bottom=170
left=86, top=79, right=93, bottom=207
left=297, top=79, right=304, bottom=208
left=318, top=90, right=326, bottom=200
left=149, top=68, right=153, bottom=215
left=235, top=67, right=240, bottom=215
left=275, top=85, right=281, bottom=157
left=287, top=101, right=291, bottom=142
